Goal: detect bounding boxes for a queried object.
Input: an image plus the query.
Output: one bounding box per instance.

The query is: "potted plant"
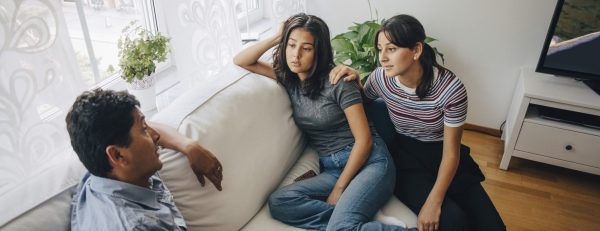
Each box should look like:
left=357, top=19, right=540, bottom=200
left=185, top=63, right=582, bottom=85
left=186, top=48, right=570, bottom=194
left=118, top=21, right=170, bottom=112
left=331, top=20, right=444, bottom=83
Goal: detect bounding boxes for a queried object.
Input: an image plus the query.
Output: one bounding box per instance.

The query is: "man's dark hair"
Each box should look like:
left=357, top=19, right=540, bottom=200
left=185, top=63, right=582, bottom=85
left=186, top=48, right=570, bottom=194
left=273, top=13, right=335, bottom=99
left=65, top=89, right=139, bottom=177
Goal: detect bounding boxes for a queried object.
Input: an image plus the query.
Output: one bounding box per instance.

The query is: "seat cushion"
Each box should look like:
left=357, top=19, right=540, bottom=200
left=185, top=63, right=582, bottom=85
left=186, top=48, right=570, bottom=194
left=241, top=147, right=319, bottom=231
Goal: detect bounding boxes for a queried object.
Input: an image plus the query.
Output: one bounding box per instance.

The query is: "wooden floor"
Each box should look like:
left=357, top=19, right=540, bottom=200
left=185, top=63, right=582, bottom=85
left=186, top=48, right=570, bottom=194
left=462, top=130, right=600, bottom=231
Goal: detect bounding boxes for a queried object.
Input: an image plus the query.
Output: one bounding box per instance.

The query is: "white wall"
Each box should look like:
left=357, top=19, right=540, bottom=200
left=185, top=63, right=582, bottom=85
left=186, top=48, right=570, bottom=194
left=307, top=0, right=557, bottom=130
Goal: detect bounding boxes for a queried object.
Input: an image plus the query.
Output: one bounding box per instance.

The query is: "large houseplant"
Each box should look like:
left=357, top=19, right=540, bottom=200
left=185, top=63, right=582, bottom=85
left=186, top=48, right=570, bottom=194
left=331, top=20, right=444, bottom=83
left=118, top=21, right=170, bottom=112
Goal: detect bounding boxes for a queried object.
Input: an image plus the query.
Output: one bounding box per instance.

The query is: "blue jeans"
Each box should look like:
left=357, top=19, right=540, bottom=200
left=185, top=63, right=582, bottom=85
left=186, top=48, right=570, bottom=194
left=268, top=138, right=411, bottom=231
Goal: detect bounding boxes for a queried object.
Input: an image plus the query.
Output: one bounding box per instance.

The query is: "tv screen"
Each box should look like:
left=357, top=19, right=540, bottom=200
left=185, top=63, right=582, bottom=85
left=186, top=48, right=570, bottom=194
left=535, top=0, right=600, bottom=94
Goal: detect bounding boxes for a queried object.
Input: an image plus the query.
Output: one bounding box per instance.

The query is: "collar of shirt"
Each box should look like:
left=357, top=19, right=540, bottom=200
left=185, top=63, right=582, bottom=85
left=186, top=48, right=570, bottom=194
left=88, top=174, right=161, bottom=209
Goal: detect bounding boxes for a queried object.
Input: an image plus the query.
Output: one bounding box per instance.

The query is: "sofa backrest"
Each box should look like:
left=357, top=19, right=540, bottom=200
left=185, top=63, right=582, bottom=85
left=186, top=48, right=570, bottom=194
left=0, top=188, right=73, bottom=230
left=153, top=71, right=305, bottom=231
left=0, top=157, right=84, bottom=230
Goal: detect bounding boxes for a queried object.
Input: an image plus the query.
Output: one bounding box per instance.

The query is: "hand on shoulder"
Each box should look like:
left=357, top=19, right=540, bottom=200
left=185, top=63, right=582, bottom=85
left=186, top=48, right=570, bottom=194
left=329, top=64, right=359, bottom=84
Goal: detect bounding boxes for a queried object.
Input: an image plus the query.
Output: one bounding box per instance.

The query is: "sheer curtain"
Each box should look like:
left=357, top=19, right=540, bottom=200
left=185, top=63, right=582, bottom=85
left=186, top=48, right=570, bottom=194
left=160, top=0, right=306, bottom=89
left=0, top=0, right=86, bottom=224
left=161, top=0, right=242, bottom=89
left=272, top=0, right=306, bottom=23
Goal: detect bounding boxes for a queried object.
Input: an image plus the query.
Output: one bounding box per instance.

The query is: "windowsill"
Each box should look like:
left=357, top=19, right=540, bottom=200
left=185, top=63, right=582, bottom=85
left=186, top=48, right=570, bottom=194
left=99, top=62, right=180, bottom=113
left=241, top=18, right=277, bottom=64
left=96, top=59, right=175, bottom=89
left=241, top=18, right=275, bottom=47
left=105, top=18, right=277, bottom=117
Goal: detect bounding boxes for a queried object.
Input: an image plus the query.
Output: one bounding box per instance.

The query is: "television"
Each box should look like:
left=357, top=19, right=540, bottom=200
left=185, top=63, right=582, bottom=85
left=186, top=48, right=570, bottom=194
left=535, top=0, right=600, bottom=95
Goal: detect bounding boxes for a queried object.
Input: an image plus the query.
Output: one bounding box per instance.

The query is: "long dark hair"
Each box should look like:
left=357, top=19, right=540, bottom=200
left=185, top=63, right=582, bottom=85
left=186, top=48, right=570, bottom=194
left=376, top=14, right=449, bottom=99
left=273, top=13, right=334, bottom=99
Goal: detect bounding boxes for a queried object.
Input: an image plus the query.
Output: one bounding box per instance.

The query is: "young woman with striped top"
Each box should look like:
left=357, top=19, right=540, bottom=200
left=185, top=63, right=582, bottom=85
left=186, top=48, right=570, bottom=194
left=331, top=14, right=505, bottom=231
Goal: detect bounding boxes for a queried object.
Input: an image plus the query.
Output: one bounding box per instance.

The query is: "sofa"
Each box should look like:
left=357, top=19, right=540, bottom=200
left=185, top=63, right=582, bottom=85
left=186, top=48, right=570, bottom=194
left=0, top=66, right=417, bottom=230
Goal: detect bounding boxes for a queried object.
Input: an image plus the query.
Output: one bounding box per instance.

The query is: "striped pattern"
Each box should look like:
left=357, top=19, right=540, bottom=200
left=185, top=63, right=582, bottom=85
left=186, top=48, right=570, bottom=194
left=364, top=67, right=467, bottom=141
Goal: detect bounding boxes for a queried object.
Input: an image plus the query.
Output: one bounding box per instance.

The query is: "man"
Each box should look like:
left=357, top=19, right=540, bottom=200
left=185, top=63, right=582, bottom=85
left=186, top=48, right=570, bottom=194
left=66, top=89, right=223, bottom=230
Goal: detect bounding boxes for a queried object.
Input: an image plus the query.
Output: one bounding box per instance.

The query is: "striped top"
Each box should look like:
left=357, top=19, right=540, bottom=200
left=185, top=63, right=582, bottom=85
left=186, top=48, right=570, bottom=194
left=364, top=67, right=467, bottom=141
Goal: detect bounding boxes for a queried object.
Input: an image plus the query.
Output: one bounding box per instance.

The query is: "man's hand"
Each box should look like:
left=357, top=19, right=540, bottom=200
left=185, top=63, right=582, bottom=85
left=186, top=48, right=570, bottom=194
left=184, top=143, right=223, bottom=191
left=148, top=122, right=224, bottom=191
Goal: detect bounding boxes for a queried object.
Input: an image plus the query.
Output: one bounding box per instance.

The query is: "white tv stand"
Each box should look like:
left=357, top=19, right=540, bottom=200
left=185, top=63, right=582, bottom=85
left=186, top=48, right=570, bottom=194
left=500, top=67, right=600, bottom=175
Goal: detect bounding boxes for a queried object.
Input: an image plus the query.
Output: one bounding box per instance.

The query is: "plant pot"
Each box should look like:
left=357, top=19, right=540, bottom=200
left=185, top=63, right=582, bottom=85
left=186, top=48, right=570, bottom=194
left=127, top=75, right=157, bottom=113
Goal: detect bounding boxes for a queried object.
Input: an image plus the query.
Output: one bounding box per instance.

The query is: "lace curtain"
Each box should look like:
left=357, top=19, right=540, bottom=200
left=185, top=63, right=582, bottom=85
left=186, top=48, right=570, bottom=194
left=0, top=0, right=87, bottom=224
left=161, top=0, right=306, bottom=89
left=161, top=0, right=242, bottom=89
left=272, top=0, right=306, bottom=23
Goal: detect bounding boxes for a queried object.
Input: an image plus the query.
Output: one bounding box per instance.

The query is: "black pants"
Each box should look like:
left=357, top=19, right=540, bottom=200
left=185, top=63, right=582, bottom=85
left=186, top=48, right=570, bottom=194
left=365, top=99, right=506, bottom=231
left=395, top=172, right=505, bottom=231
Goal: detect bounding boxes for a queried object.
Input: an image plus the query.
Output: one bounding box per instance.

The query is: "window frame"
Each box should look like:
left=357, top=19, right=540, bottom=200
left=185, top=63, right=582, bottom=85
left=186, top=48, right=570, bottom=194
left=65, top=0, right=173, bottom=90
left=236, top=0, right=265, bottom=32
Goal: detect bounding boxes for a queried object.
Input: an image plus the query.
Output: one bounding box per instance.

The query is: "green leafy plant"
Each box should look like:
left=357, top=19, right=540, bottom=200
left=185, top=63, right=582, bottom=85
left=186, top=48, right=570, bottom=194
left=331, top=20, right=445, bottom=82
left=118, top=21, right=170, bottom=83
left=331, top=20, right=381, bottom=81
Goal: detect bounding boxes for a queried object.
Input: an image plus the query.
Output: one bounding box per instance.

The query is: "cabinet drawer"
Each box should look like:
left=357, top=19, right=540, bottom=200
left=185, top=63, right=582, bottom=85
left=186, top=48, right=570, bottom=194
left=515, top=122, right=600, bottom=167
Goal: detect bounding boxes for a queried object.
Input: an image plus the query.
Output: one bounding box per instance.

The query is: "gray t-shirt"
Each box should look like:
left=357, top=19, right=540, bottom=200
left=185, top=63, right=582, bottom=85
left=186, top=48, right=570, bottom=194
left=285, top=79, right=375, bottom=156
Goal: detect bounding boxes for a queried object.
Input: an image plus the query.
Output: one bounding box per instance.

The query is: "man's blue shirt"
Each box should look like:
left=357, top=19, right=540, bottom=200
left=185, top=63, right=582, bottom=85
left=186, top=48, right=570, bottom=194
left=71, top=172, right=186, bottom=231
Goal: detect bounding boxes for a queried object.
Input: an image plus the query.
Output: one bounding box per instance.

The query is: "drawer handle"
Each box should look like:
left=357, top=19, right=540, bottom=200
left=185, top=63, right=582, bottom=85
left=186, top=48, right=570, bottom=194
left=565, top=145, right=573, bottom=151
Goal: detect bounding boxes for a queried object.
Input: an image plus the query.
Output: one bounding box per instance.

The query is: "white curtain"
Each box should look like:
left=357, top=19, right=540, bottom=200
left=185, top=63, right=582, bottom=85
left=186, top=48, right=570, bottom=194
left=160, top=0, right=306, bottom=89
left=0, top=0, right=86, bottom=225
left=271, top=0, right=306, bottom=23
left=161, top=0, right=242, bottom=89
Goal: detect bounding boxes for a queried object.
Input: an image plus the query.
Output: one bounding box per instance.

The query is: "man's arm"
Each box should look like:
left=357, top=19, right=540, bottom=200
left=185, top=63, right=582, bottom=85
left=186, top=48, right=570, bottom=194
left=149, top=122, right=223, bottom=191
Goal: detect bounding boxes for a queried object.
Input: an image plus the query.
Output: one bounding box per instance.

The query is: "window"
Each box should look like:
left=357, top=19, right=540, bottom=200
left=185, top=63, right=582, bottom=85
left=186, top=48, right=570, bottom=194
left=234, top=0, right=262, bottom=26
left=62, top=0, right=161, bottom=88
left=234, top=0, right=266, bottom=42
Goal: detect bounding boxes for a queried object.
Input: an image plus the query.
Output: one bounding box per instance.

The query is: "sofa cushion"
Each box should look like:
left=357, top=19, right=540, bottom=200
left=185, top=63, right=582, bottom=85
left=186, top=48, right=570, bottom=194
left=154, top=72, right=305, bottom=231
left=241, top=147, right=318, bottom=231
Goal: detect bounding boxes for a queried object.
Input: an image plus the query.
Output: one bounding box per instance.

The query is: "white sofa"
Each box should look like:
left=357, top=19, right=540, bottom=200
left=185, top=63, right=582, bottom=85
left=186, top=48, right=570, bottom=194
left=0, top=67, right=417, bottom=231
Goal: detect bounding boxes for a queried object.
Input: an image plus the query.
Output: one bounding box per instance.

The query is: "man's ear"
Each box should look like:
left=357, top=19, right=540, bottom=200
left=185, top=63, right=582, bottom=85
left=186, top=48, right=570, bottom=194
left=106, top=145, right=126, bottom=167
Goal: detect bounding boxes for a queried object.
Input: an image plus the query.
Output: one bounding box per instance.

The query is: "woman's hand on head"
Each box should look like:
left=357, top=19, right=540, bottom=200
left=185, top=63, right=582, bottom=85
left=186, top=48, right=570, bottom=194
left=271, top=22, right=285, bottom=46
left=329, top=64, right=359, bottom=84
left=276, top=22, right=285, bottom=37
